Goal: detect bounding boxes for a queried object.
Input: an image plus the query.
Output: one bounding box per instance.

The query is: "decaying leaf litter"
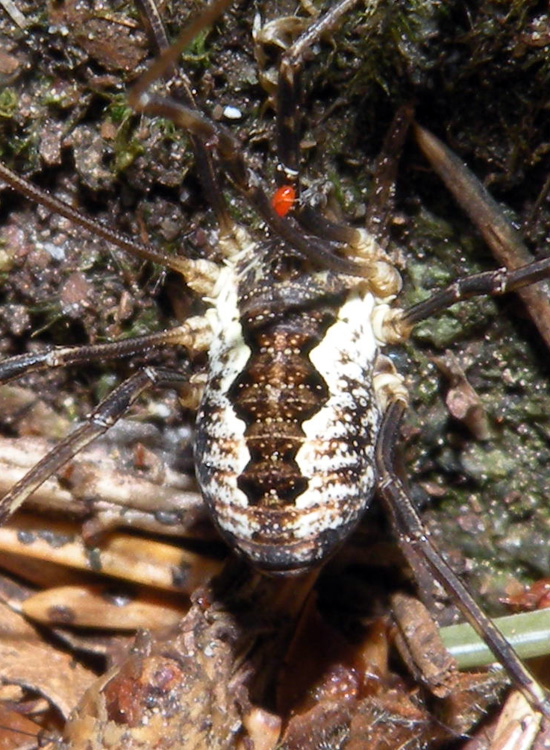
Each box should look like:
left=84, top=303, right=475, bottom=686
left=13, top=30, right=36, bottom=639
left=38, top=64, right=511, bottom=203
left=0, top=0, right=550, bottom=747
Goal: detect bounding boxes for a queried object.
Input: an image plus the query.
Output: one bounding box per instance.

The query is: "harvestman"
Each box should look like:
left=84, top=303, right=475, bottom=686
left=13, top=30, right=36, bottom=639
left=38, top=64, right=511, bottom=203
left=0, top=0, right=549, bottom=717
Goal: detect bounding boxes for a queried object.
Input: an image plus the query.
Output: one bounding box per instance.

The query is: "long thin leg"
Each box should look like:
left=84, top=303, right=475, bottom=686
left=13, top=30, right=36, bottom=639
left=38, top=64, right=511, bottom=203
left=274, top=0, right=403, bottom=253
left=0, top=318, right=212, bottom=385
left=0, top=161, right=218, bottom=291
left=274, top=0, right=370, bottom=248
left=129, top=0, right=233, bottom=107
left=399, top=254, right=550, bottom=329
left=128, top=0, right=389, bottom=278
left=0, top=366, right=188, bottom=523
left=130, top=88, right=374, bottom=278
left=376, top=398, right=550, bottom=715
left=292, top=105, right=414, bottom=248
left=364, top=104, right=414, bottom=244
left=275, top=0, right=365, bottom=188
left=134, top=0, right=232, bottom=232
left=413, top=124, right=550, bottom=349
left=0, top=1, right=234, bottom=289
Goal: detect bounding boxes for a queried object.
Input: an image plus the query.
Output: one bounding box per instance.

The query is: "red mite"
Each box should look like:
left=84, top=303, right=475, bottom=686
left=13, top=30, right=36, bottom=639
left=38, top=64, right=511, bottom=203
left=272, top=184, right=296, bottom=217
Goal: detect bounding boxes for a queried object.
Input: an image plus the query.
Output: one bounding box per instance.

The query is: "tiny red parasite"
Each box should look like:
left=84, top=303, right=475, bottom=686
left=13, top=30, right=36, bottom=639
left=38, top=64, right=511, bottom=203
left=272, top=184, right=296, bottom=217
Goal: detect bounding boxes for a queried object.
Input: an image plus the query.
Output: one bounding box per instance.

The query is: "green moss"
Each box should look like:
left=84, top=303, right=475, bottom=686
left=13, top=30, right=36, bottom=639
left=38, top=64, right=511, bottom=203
left=113, top=119, right=145, bottom=174
left=184, top=28, right=211, bottom=64
left=0, top=88, right=17, bottom=119
left=107, top=96, right=134, bottom=125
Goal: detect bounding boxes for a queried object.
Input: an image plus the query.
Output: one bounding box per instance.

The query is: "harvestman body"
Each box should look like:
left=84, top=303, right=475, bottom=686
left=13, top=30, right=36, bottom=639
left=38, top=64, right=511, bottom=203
left=195, top=225, right=406, bottom=571
left=0, top=0, right=549, bottom=717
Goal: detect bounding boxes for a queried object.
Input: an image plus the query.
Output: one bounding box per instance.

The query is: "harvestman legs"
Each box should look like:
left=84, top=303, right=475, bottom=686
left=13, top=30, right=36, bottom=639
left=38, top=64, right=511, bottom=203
left=0, top=319, right=214, bottom=523
left=0, top=0, right=548, bottom=716
left=376, top=398, right=549, bottom=713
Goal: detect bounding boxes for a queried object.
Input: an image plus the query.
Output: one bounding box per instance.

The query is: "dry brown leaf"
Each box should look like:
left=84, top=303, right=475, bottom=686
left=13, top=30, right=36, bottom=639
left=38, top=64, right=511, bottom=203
left=0, top=515, right=221, bottom=593
left=21, top=584, right=188, bottom=630
left=0, top=601, right=95, bottom=719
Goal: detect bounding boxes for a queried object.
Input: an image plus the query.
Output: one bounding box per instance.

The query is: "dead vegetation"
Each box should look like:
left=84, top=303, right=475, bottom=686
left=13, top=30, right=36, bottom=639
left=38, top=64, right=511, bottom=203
left=0, top=0, right=549, bottom=747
